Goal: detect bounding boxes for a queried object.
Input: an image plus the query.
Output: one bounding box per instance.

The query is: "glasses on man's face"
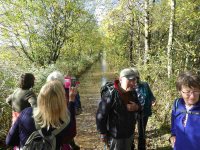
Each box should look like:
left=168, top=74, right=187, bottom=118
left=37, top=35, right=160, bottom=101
left=181, top=90, right=200, bottom=96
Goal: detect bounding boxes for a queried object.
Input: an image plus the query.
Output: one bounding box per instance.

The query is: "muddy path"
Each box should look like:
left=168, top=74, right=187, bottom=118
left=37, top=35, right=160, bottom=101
left=75, top=60, right=116, bottom=150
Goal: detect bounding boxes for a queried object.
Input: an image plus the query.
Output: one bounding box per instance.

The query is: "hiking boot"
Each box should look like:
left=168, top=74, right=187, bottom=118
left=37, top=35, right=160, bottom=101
left=71, top=144, right=80, bottom=150
left=69, top=139, right=80, bottom=150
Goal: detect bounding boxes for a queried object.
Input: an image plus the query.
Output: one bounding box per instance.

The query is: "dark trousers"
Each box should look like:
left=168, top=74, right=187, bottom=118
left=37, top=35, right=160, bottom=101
left=109, top=135, right=134, bottom=150
left=137, top=113, right=148, bottom=150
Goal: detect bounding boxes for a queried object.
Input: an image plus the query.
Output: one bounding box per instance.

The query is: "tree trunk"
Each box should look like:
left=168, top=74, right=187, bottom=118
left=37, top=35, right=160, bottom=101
left=136, top=18, right=142, bottom=61
left=144, top=0, right=150, bottom=64
left=129, top=17, right=134, bottom=65
left=167, top=0, right=176, bottom=78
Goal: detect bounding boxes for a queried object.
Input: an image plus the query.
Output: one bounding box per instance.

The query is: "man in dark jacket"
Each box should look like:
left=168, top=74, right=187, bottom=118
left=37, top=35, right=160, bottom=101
left=96, top=68, right=141, bottom=150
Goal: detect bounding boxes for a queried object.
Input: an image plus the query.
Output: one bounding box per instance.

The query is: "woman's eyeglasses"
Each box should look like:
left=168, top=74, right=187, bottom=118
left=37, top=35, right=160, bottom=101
left=181, top=90, right=200, bottom=96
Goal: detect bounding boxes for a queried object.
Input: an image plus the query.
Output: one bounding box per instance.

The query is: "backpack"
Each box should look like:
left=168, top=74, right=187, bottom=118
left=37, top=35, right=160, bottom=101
left=100, top=81, right=122, bottom=110
left=23, top=122, right=67, bottom=150
left=100, top=82, right=114, bottom=97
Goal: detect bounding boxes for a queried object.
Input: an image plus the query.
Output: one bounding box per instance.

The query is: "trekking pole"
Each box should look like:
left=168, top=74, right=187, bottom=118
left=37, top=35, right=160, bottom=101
left=104, top=143, right=108, bottom=150
left=104, top=143, right=106, bottom=150
left=104, top=141, right=110, bottom=150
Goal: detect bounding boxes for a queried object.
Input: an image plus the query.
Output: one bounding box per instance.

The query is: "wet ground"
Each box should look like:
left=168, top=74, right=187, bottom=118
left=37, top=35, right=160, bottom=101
left=75, top=60, right=116, bottom=149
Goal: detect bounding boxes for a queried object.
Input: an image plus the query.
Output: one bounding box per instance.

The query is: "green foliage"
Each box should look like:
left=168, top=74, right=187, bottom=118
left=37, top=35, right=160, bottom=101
left=101, top=0, right=200, bottom=80
left=0, top=101, right=11, bottom=149
left=0, top=0, right=102, bottom=66
left=174, top=0, right=200, bottom=71
left=0, top=51, right=22, bottom=148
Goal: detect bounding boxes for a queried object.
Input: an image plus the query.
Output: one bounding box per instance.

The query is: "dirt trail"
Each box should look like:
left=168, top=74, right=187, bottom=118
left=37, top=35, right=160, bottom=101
left=74, top=60, right=116, bottom=150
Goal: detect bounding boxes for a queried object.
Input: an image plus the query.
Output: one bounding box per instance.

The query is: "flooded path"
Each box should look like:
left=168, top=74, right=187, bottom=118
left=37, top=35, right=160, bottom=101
left=75, top=59, right=116, bottom=149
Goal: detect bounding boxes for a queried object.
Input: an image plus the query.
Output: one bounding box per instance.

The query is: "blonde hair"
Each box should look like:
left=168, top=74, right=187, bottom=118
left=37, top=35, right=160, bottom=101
left=33, top=80, right=70, bottom=128
left=46, top=71, right=65, bottom=85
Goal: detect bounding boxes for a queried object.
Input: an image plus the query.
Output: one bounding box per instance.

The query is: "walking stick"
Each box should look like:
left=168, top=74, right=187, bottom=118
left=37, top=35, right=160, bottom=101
left=104, top=140, right=110, bottom=150
left=104, top=143, right=107, bottom=150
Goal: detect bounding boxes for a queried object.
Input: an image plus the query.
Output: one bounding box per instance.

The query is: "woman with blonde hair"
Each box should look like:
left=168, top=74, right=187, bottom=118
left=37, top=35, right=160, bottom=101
left=46, top=71, right=69, bottom=105
left=34, top=79, right=70, bottom=128
left=6, top=80, right=76, bottom=149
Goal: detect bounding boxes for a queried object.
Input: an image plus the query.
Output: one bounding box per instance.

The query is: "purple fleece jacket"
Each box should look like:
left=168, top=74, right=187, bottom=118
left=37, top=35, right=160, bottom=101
left=171, top=98, right=200, bottom=150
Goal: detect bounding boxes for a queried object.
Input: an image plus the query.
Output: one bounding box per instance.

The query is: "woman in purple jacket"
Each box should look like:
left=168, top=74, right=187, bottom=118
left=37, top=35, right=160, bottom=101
left=6, top=80, right=77, bottom=149
left=170, top=71, right=200, bottom=150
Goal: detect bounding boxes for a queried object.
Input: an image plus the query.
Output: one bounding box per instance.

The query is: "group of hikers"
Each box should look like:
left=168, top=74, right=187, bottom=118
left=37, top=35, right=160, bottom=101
left=4, top=67, right=200, bottom=150
left=5, top=71, right=81, bottom=150
left=96, top=68, right=200, bottom=150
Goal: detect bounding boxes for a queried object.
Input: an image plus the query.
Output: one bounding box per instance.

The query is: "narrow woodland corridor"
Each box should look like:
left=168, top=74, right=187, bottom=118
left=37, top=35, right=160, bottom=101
left=75, top=58, right=116, bottom=149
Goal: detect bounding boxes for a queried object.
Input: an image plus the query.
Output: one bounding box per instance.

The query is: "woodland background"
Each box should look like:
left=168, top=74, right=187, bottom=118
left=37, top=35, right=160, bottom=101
left=0, top=0, right=199, bottom=149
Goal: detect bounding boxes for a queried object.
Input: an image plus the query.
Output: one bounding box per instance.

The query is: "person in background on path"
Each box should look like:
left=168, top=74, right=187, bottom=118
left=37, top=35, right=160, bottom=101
left=96, top=68, right=141, bottom=150
left=169, top=71, right=200, bottom=150
left=64, top=76, right=82, bottom=115
left=47, top=71, right=80, bottom=150
left=6, top=80, right=76, bottom=149
left=6, top=73, right=37, bottom=124
left=131, top=67, right=156, bottom=150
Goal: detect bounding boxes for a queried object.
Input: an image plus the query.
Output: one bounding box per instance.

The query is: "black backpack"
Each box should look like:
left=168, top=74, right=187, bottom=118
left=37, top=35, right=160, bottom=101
left=100, top=82, right=114, bottom=97
left=22, top=123, right=67, bottom=150
left=100, top=81, right=118, bottom=110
